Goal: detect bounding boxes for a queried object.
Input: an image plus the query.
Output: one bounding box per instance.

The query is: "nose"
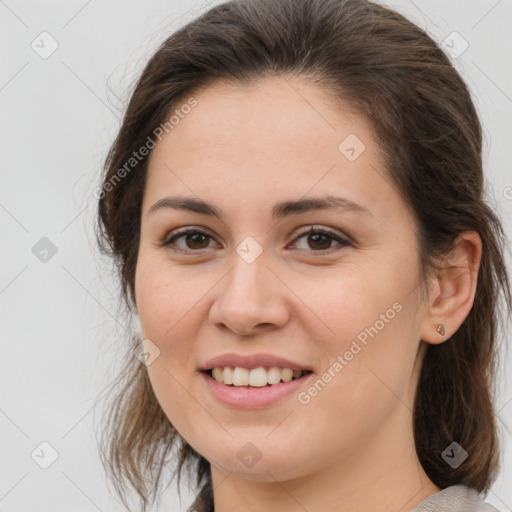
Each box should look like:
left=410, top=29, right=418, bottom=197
left=208, top=248, right=290, bottom=336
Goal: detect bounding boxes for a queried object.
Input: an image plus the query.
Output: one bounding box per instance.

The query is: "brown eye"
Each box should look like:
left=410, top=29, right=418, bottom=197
left=304, top=232, right=333, bottom=250
left=292, top=227, right=351, bottom=252
left=162, top=229, right=215, bottom=252
left=182, top=232, right=210, bottom=250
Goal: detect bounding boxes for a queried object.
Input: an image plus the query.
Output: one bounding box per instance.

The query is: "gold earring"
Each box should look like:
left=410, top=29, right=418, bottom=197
left=435, top=323, right=446, bottom=337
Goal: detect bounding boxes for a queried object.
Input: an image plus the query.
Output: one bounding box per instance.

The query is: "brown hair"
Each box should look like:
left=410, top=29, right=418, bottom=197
left=95, top=0, right=512, bottom=510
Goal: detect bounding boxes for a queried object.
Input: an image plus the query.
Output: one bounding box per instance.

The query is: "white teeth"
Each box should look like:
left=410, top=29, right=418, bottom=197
left=212, top=367, right=223, bottom=382
left=223, top=366, right=233, bottom=385
left=248, top=367, right=268, bottom=387
left=267, top=367, right=281, bottom=384
left=232, top=367, right=249, bottom=386
left=281, top=368, right=293, bottom=382
left=210, top=366, right=307, bottom=387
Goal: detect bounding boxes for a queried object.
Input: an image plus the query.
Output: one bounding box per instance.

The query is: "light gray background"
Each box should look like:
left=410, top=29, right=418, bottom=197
left=1, top=0, right=511, bottom=511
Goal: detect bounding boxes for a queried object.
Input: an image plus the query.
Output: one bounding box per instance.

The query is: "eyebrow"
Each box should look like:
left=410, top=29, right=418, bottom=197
left=148, top=195, right=372, bottom=220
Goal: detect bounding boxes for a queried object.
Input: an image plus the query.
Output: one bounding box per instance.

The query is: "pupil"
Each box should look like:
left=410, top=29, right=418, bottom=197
left=187, top=233, right=208, bottom=249
left=309, top=233, right=330, bottom=250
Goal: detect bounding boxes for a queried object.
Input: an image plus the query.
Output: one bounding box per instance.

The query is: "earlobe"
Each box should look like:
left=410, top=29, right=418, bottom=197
left=424, top=317, right=447, bottom=345
left=434, top=322, right=446, bottom=337
left=420, top=231, right=482, bottom=345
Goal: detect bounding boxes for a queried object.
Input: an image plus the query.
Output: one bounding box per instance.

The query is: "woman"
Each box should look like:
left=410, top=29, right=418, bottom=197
left=95, top=0, right=511, bottom=511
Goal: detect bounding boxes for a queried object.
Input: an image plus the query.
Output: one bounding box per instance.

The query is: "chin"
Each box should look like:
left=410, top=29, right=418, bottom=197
left=203, top=438, right=310, bottom=481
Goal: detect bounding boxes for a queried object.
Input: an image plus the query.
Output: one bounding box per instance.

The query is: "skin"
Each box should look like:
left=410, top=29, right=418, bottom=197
left=134, top=76, right=481, bottom=512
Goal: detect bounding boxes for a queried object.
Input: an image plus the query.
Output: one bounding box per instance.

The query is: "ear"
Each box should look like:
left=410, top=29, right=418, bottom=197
left=420, top=231, right=482, bottom=345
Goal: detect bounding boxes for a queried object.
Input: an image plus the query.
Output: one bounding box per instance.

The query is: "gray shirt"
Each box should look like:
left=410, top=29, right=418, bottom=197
left=412, top=484, right=500, bottom=511
left=187, top=483, right=501, bottom=512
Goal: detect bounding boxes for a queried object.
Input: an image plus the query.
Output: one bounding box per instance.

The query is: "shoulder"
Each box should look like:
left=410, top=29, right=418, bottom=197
left=413, top=484, right=501, bottom=512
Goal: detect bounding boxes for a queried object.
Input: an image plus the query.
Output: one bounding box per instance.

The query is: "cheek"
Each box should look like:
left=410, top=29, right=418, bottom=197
left=317, top=264, right=399, bottom=345
left=135, top=261, right=208, bottom=389
left=297, top=302, right=418, bottom=468
left=314, top=262, right=419, bottom=405
left=134, top=257, right=208, bottom=367
left=134, top=260, right=204, bottom=439
left=135, top=257, right=193, bottom=340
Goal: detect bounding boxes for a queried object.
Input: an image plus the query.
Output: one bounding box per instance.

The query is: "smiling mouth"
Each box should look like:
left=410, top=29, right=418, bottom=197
left=202, top=368, right=314, bottom=388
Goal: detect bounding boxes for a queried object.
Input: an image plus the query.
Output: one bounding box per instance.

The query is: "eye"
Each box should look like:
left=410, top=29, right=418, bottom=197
left=161, top=227, right=217, bottom=253
left=290, top=225, right=351, bottom=252
left=160, top=225, right=351, bottom=254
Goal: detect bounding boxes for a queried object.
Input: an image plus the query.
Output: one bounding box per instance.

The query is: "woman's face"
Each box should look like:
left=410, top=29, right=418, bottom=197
left=135, top=76, right=431, bottom=482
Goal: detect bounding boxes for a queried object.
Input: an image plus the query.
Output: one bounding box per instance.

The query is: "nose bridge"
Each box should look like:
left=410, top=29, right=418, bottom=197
left=209, top=237, right=289, bottom=333
left=226, top=237, right=272, bottom=302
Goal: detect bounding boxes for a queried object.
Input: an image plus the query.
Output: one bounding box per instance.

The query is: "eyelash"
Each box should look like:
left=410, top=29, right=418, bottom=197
left=159, top=225, right=351, bottom=255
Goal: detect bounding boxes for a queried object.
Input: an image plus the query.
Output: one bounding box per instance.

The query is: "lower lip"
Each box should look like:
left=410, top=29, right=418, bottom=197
left=200, top=371, right=314, bottom=409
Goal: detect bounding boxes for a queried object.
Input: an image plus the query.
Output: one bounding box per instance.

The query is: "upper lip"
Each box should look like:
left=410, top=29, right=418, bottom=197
left=200, top=353, right=314, bottom=372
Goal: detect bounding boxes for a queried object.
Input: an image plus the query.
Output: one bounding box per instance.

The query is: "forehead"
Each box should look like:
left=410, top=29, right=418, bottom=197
left=143, top=76, right=398, bottom=221
left=153, top=76, right=369, bottom=162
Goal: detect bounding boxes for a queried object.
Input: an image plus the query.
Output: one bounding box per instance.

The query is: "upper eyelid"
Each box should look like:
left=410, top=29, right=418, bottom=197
left=165, top=224, right=346, bottom=239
